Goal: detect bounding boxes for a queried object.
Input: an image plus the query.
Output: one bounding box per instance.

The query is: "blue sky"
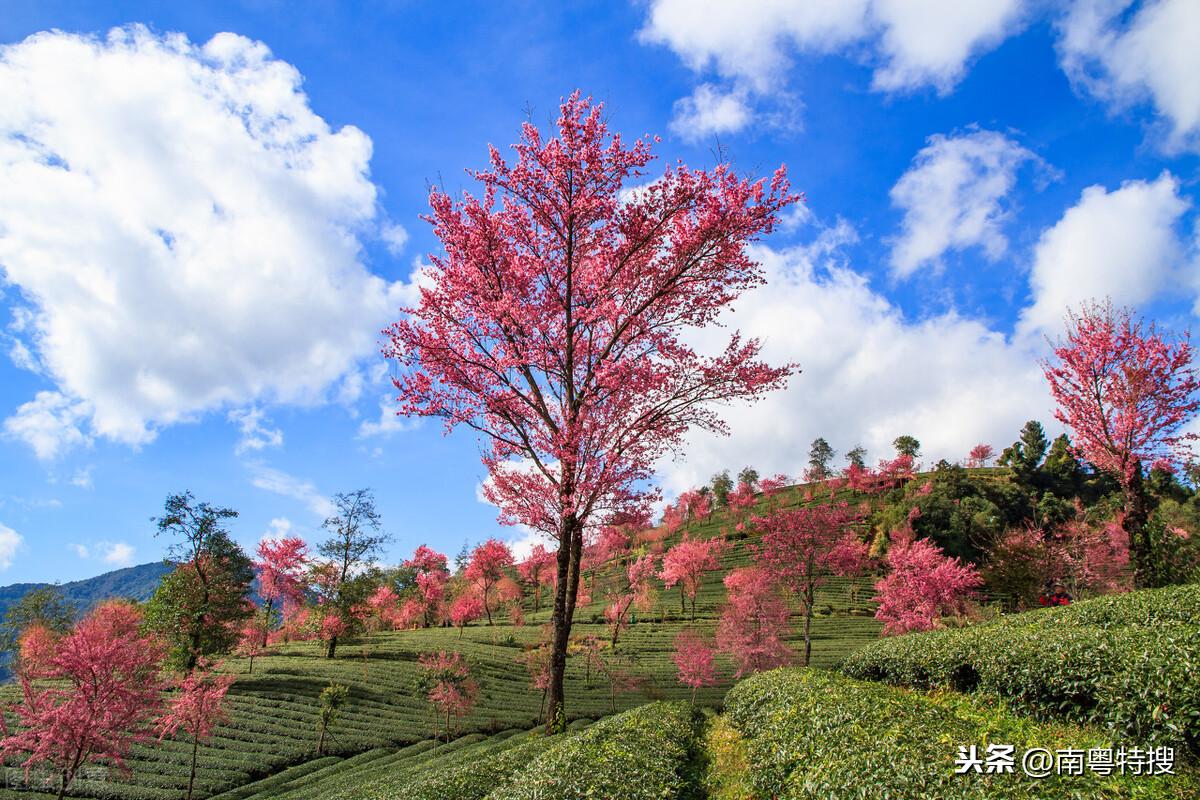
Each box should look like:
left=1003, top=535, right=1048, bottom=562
left=1, top=1, right=1197, bottom=583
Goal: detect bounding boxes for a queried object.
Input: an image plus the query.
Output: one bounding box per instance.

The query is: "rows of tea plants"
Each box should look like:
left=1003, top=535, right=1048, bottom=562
left=840, top=584, right=1200, bottom=754
left=710, top=668, right=1197, bottom=799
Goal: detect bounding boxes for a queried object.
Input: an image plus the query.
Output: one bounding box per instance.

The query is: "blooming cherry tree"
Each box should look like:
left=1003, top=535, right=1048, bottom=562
left=416, top=651, right=478, bottom=739
left=404, top=545, right=450, bottom=627
left=672, top=629, right=718, bottom=703
left=385, top=92, right=797, bottom=730
left=157, top=661, right=235, bottom=800
left=716, top=567, right=792, bottom=677
left=660, top=534, right=729, bottom=620
left=873, top=534, right=982, bottom=635
left=448, top=593, right=484, bottom=635
left=603, top=554, right=658, bottom=646
left=253, top=536, right=309, bottom=646
left=518, top=544, right=557, bottom=612
left=465, top=539, right=515, bottom=625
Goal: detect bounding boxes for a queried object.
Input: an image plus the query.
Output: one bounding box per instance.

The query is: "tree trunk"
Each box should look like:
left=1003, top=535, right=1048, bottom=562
left=325, top=634, right=338, bottom=659
left=690, top=594, right=697, bottom=623
left=679, top=585, right=686, bottom=615
left=802, top=584, right=814, bottom=667
left=261, top=599, right=274, bottom=648
left=1124, top=464, right=1153, bottom=588
left=187, top=735, right=200, bottom=800
left=546, top=515, right=582, bottom=734
left=317, top=723, right=327, bottom=755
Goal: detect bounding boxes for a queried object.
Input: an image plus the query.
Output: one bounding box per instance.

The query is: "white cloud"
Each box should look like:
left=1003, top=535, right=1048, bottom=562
left=261, top=516, right=294, bottom=543
left=3, top=391, right=92, bottom=460
left=247, top=462, right=334, bottom=518
left=228, top=407, right=284, bottom=455
left=889, top=129, right=1041, bottom=278
left=657, top=235, right=1051, bottom=496
left=358, top=394, right=415, bottom=438
left=871, top=0, right=1027, bottom=94
left=640, top=0, right=1028, bottom=131
left=669, top=84, right=753, bottom=141
left=380, top=222, right=409, bottom=256
left=0, top=26, right=408, bottom=458
left=1057, top=0, right=1200, bottom=152
left=70, top=465, right=94, bottom=489
left=0, top=523, right=23, bottom=570
left=70, top=539, right=134, bottom=567
left=1018, top=172, right=1191, bottom=338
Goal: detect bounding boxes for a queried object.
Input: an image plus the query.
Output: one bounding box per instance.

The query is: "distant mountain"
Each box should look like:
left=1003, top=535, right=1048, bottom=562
left=0, top=561, right=174, bottom=623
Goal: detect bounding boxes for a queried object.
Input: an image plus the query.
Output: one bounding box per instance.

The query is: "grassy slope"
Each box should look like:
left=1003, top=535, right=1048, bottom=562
left=0, top=481, right=882, bottom=800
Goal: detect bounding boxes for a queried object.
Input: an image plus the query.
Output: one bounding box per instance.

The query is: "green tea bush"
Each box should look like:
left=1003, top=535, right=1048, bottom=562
left=841, top=586, right=1200, bottom=752
left=487, top=702, right=703, bottom=800
left=720, top=668, right=1195, bottom=799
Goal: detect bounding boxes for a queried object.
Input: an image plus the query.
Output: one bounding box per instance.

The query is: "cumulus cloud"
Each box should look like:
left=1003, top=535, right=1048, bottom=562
left=71, top=466, right=94, bottom=489
left=70, top=539, right=134, bottom=567
left=261, top=516, right=294, bottom=543
left=1057, top=0, right=1200, bottom=152
left=1018, top=172, right=1191, bottom=338
left=229, top=407, right=284, bottom=455
left=640, top=0, right=1028, bottom=132
left=247, top=462, right=334, bottom=518
left=0, top=522, right=22, bottom=570
left=358, top=394, right=415, bottom=439
left=889, top=129, right=1042, bottom=278
left=656, top=234, right=1051, bottom=497
left=0, top=26, right=408, bottom=458
left=669, top=84, right=753, bottom=141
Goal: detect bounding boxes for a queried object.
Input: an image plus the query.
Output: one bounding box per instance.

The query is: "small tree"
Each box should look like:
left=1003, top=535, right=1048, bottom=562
left=845, top=444, right=867, bottom=471
left=148, top=492, right=253, bottom=670
left=0, top=602, right=164, bottom=800
left=660, top=534, right=729, bottom=620
left=603, top=554, right=658, bottom=647
left=807, top=437, right=836, bottom=480
left=449, top=593, right=484, bottom=635
left=416, top=651, right=477, bottom=739
left=893, top=435, right=921, bottom=459
left=157, top=661, right=234, bottom=800
left=518, top=644, right=553, bottom=719
left=715, top=567, right=792, bottom=677
left=873, top=534, right=981, bottom=635
left=710, top=470, right=735, bottom=508
left=315, top=683, right=349, bottom=755
left=736, top=466, right=760, bottom=488
left=1042, top=301, right=1200, bottom=585
left=753, top=503, right=869, bottom=665
left=234, top=618, right=267, bottom=674
left=0, top=587, right=74, bottom=662
left=518, top=544, right=556, bottom=613
left=315, top=489, right=390, bottom=658
left=465, top=539, right=515, bottom=625
left=672, top=629, right=718, bottom=704
left=403, top=545, right=450, bottom=627
left=967, top=444, right=995, bottom=468
left=253, top=536, right=309, bottom=647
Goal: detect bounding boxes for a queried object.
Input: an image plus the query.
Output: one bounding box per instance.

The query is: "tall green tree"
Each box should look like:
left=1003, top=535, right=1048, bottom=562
left=893, top=435, right=921, bottom=459
left=710, top=470, right=734, bottom=507
left=845, top=445, right=867, bottom=471
left=0, top=586, right=74, bottom=661
left=807, top=437, right=835, bottom=479
left=315, top=489, right=389, bottom=658
left=736, top=466, right=760, bottom=488
left=144, top=492, right=253, bottom=670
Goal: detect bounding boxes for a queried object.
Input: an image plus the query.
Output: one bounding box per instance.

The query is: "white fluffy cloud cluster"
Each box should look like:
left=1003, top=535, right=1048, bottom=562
left=71, top=540, right=135, bottom=567
left=889, top=129, right=1042, bottom=278
left=0, top=26, right=407, bottom=458
left=1058, top=0, right=1200, bottom=153
left=640, top=0, right=1027, bottom=137
left=0, top=522, right=22, bottom=570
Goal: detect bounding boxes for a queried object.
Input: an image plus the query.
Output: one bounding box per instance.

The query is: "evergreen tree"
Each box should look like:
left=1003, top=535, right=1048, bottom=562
left=845, top=445, right=867, bottom=470
left=807, top=437, right=835, bottom=480
left=710, top=470, right=734, bottom=507
left=893, top=435, right=921, bottom=459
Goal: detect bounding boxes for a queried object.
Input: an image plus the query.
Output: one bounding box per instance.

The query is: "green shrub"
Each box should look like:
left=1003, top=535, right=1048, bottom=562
left=722, top=668, right=1195, bottom=799
left=487, top=702, right=703, bottom=800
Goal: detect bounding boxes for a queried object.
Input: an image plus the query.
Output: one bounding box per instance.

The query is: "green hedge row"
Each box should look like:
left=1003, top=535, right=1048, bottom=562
left=840, top=587, right=1200, bottom=753
left=485, top=702, right=704, bottom=800
left=715, top=668, right=1196, bottom=800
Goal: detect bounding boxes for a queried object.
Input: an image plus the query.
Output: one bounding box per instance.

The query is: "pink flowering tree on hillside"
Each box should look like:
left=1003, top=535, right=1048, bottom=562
left=0, top=602, right=165, bottom=800
left=448, top=593, right=484, bottom=635
left=716, top=567, right=792, bottom=677
left=754, top=503, right=869, bottom=665
left=603, top=553, right=658, bottom=646
left=672, top=629, right=719, bottom=704
left=404, top=545, right=450, bottom=627
left=416, top=651, right=478, bottom=739
left=465, top=539, right=515, bottom=625
left=967, top=444, right=995, bottom=468
left=157, top=660, right=235, bottom=800
left=1042, top=300, right=1200, bottom=586
left=384, top=93, right=797, bottom=731
left=873, top=533, right=982, bottom=635
left=660, top=534, right=729, bottom=620
left=253, top=536, right=309, bottom=647
left=518, top=544, right=556, bottom=613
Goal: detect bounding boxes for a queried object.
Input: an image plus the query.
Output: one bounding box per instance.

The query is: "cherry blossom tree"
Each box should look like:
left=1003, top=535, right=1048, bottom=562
left=517, top=544, right=556, bottom=613
left=1042, top=301, right=1200, bottom=585
left=0, top=602, right=164, bottom=800
left=464, top=539, right=515, bottom=625
left=404, top=545, right=451, bottom=627
left=754, top=503, right=868, bottom=665
left=384, top=93, right=796, bottom=730
left=253, top=536, right=309, bottom=646
left=967, top=444, right=995, bottom=468
left=157, top=660, right=235, bottom=800
left=672, top=629, right=718, bottom=704
left=518, top=643, right=554, bottom=719
left=416, top=651, right=478, bottom=739
left=234, top=618, right=267, bottom=674
left=660, top=534, right=729, bottom=620
left=873, top=534, right=982, bottom=635
left=449, top=593, right=484, bottom=635
left=716, top=567, right=792, bottom=677
left=603, top=554, right=658, bottom=646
